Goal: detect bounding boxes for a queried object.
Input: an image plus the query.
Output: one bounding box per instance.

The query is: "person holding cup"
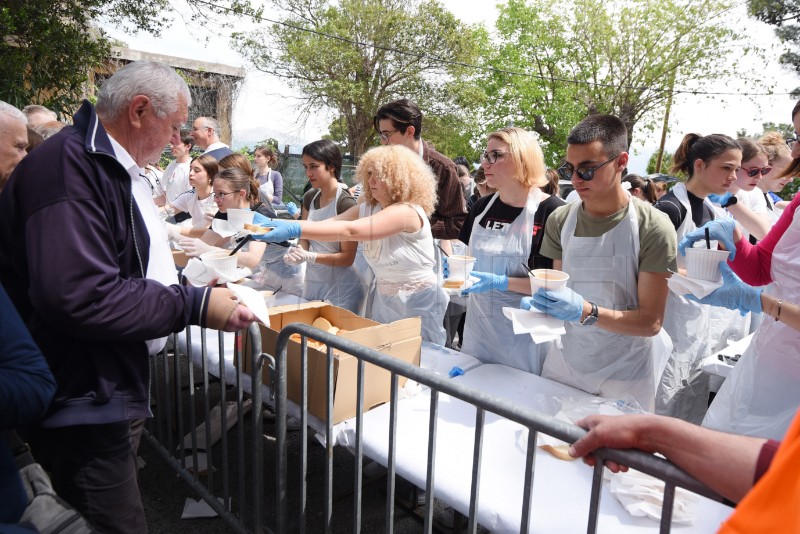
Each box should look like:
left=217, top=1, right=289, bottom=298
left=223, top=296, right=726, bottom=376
left=454, top=127, right=564, bottom=374
left=677, top=100, right=800, bottom=440
left=651, top=133, right=742, bottom=422
left=524, top=114, right=676, bottom=412
left=178, top=167, right=267, bottom=272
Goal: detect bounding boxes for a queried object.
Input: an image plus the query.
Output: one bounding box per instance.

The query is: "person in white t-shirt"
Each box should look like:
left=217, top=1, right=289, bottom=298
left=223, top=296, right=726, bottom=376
left=163, top=130, right=193, bottom=203
left=167, top=154, right=218, bottom=238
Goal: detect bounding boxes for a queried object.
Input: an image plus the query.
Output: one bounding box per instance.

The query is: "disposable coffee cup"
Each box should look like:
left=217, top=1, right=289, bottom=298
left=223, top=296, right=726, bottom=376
left=685, top=248, right=729, bottom=282
left=528, top=269, right=569, bottom=292
left=226, top=208, right=254, bottom=231
left=446, top=255, right=476, bottom=284
left=201, top=251, right=237, bottom=278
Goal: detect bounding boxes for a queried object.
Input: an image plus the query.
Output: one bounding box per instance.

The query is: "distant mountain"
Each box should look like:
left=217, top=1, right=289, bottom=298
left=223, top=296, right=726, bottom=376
left=232, top=126, right=318, bottom=155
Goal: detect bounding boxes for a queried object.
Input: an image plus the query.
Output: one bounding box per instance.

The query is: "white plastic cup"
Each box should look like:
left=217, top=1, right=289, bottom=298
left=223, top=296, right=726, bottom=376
left=201, top=251, right=237, bottom=278
left=685, top=248, right=730, bottom=282
left=446, top=255, right=476, bottom=284
left=528, top=269, right=570, bottom=292
left=226, top=208, right=255, bottom=231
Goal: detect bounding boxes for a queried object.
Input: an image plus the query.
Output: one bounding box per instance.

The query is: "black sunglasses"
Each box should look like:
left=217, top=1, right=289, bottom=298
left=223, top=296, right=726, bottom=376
left=557, top=154, right=619, bottom=182
left=740, top=166, right=772, bottom=178
left=787, top=136, right=799, bottom=149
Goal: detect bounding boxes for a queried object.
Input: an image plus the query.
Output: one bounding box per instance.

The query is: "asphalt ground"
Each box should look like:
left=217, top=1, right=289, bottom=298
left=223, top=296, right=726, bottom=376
left=137, top=352, right=478, bottom=533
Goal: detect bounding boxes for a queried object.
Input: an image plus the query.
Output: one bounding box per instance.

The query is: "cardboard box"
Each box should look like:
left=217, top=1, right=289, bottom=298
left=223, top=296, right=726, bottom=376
left=244, top=302, right=422, bottom=424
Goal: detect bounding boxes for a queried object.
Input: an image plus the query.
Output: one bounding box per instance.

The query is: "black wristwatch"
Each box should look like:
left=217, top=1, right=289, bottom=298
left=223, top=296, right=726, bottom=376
left=722, top=196, right=738, bottom=209
left=581, top=302, right=599, bottom=326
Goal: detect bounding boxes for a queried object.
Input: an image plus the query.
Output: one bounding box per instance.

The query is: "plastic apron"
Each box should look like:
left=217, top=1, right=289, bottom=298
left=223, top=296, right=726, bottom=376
left=303, top=189, right=365, bottom=313
left=703, top=203, right=800, bottom=439
left=542, top=199, right=671, bottom=412
left=460, top=189, right=551, bottom=374
left=361, top=203, right=449, bottom=346
left=656, top=183, right=713, bottom=423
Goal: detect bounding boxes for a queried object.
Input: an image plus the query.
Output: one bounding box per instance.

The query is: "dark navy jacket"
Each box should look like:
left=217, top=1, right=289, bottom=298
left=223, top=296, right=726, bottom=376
left=0, top=101, right=210, bottom=427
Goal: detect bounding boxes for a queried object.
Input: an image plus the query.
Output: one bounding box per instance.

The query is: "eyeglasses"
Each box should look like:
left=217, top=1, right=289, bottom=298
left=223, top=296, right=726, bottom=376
left=740, top=166, right=772, bottom=178
left=557, top=154, right=620, bottom=182
left=787, top=136, right=799, bottom=149
left=213, top=191, right=240, bottom=200
left=480, top=150, right=507, bottom=165
left=379, top=130, right=399, bottom=143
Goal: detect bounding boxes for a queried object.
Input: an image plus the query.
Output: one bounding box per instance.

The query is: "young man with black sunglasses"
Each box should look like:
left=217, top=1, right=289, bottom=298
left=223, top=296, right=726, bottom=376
left=521, top=114, right=677, bottom=412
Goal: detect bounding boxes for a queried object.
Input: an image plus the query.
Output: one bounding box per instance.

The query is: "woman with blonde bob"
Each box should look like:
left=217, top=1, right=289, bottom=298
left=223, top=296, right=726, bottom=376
left=252, top=145, right=448, bottom=344
left=455, top=127, right=562, bottom=374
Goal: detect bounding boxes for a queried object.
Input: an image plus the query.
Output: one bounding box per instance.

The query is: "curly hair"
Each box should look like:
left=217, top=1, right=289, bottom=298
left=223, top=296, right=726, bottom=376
left=759, top=132, right=792, bottom=165
left=356, top=145, right=438, bottom=216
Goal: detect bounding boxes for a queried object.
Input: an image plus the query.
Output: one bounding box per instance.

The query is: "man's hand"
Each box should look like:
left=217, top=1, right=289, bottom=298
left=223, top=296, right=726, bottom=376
left=530, top=287, right=585, bottom=322
left=569, top=414, right=657, bottom=473
left=223, top=304, right=256, bottom=332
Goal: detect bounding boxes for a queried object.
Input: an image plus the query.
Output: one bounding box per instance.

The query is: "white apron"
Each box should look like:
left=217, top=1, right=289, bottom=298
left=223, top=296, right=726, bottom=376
left=542, top=199, right=671, bottom=412
left=361, top=203, right=448, bottom=345
left=703, top=202, right=800, bottom=439
left=303, top=189, right=365, bottom=313
left=656, top=183, right=713, bottom=423
left=461, top=190, right=551, bottom=374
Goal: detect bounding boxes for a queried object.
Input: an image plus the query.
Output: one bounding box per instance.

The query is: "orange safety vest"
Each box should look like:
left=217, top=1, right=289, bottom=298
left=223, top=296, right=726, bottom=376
left=718, top=410, right=800, bottom=532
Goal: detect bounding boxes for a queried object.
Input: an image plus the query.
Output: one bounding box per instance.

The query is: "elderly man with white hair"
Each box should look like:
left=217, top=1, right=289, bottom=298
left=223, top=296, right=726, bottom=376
left=0, top=101, right=28, bottom=192
left=22, top=104, right=57, bottom=128
left=0, top=61, right=256, bottom=533
left=190, top=115, right=233, bottom=160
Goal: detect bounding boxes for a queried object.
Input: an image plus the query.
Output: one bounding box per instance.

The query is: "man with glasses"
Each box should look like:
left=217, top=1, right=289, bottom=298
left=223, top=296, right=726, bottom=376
left=522, top=114, right=676, bottom=411
left=374, top=99, right=466, bottom=240
left=190, top=116, right=233, bottom=161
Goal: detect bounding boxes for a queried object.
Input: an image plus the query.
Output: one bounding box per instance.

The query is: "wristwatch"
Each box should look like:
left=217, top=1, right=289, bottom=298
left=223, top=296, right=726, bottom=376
left=581, top=302, right=599, bottom=326
left=722, top=196, right=738, bottom=209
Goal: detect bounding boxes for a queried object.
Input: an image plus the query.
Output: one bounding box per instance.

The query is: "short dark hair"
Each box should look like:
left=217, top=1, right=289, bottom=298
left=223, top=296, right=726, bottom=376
left=374, top=98, right=423, bottom=139
left=567, top=114, right=628, bottom=157
left=180, top=129, right=194, bottom=147
left=302, top=139, right=343, bottom=180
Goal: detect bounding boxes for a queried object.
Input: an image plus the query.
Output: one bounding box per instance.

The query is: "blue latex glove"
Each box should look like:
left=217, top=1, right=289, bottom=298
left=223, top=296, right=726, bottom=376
left=442, top=256, right=449, bottom=278
left=286, top=202, right=300, bottom=218
left=678, top=218, right=738, bottom=260
left=520, top=296, right=535, bottom=311
left=686, top=262, right=763, bottom=316
left=462, top=271, right=508, bottom=294
left=249, top=219, right=302, bottom=242
left=530, top=287, right=585, bottom=322
left=706, top=192, right=732, bottom=206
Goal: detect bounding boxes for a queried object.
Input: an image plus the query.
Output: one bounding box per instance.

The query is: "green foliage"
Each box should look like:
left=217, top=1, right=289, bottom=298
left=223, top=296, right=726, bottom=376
left=647, top=151, right=674, bottom=175
left=749, top=0, right=800, bottom=91
left=232, top=0, right=485, bottom=157
left=0, top=0, right=258, bottom=118
left=481, top=0, right=749, bottom=167
left=0, top=0, right=110, bottom=117
left=737, top=122, right=795, bottom=139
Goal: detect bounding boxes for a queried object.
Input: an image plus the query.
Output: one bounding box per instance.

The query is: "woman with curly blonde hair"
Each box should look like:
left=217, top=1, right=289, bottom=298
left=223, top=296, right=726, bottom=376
left=758, top=132, right=795, bottom=222
left=252, top=145, right=448, bottom=344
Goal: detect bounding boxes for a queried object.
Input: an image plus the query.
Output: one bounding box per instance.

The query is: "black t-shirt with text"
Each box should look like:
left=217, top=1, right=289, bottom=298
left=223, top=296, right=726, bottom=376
left=458, top=193, right=565, bottom=269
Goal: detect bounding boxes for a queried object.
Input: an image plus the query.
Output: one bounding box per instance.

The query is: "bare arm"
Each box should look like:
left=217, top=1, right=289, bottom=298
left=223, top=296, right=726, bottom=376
left=727, top=202, right=771, bottom=241
left=570, top=413, right=766, bottom=503
left=553, top=260, right=669, bottom=336
left=761, top=294, right=800, bottom=332
left=297, top=203, right=424, bottom=243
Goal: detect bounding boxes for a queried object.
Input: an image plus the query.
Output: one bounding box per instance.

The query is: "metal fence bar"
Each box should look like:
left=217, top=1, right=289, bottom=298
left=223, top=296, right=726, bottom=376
left=325, top=345, right=334, bottom=534
left=519, top=427, right=538, bottom=533
left=422, top=390, right=439, bottom=533
left=218, top=331, right=230, bottom=511
left=272, top=323, right=727, bottom=534
left=467, top=407, right=485, bottom=534
left=200, top=332, right=214, bottom=492
left=162, top=337, right=174, bottom=455
left=250, top=327, right=265, bottom=533
left=235, top=332, right=246, bottom=518
left=353, top=358, right=366, bottom=534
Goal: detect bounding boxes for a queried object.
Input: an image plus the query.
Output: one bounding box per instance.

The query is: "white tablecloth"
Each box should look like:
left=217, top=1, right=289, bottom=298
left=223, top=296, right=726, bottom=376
left=700, top=333, right=754, bottom=378
left=343, top=364, right=733, bottom=533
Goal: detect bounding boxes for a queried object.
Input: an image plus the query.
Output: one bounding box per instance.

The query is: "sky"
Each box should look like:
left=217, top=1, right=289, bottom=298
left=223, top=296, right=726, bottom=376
left=98, top=0, right=799, bottom=172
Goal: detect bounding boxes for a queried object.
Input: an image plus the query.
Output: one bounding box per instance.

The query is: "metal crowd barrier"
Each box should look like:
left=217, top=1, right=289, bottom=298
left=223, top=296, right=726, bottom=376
left=272, top=323, right=728, bottom=534
left=144, top=324, right=270, bottom=533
